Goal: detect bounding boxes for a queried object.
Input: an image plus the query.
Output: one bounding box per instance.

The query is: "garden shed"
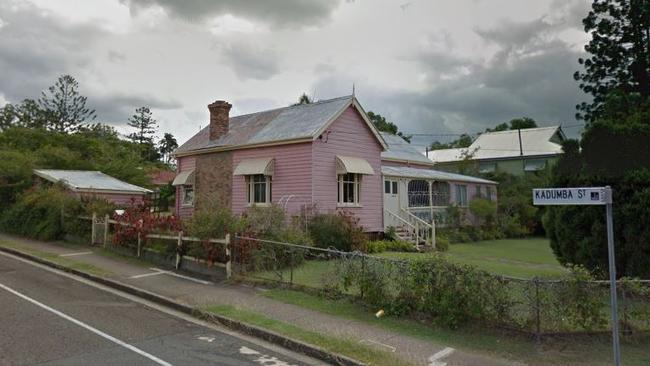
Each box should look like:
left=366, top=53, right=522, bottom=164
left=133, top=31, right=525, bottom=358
left=33, top=169, right=152, bottom=206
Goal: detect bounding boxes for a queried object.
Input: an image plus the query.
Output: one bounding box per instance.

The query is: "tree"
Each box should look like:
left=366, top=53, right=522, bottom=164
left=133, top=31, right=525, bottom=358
left=545, top=0, right=650, bottom=278
left=38, top=75, right=96, bottom=132
left=366, top=111, right=411, bottom=142
left=127, top=106, right=159, bottom=162
left=429, top=133, right=473, bottom=150
left=158, top=132, right=178, bottom=164
left=292, top=93, right=313, bottom=106
left=0, top=99, right=49, bottom=130
left=485, top=117, right=538, bottom=132
left=574, top=0, right=650, bottom=123
left=127, top=106, right=157, bottom=144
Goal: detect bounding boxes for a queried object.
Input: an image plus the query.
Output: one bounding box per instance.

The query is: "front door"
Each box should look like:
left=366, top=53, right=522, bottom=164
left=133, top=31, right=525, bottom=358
left=383, top=178, right=399, bottom=229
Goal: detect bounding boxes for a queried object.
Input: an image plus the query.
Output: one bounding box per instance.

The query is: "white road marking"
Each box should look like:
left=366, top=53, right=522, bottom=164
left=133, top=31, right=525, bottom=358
left=428, top=347, right=455, bottom=366
left=197, top=336, right=215, bottom=343
left=239, top=346, right=298, bottom=366
left=359, top=338, right=396, bottom=352
left=129, top=270, right=168, bottom=279
left=59, top=251, right=93, bottom=257
left=0, top=282, right=173, bottom=366
left=149, top=267, right=212, bottom=285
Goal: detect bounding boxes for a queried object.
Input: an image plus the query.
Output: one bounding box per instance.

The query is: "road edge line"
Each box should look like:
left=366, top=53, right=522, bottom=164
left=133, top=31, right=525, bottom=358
left=0, top=245, right=365, bottom=366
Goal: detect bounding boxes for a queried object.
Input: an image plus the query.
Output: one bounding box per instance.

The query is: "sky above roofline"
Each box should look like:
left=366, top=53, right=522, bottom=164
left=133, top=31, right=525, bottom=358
left=0, top=0, right=591, bottom=150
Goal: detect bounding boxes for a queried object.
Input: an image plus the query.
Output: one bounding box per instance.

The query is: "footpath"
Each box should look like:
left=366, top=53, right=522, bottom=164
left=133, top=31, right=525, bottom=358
left=0, top=233, right=516, bottom=366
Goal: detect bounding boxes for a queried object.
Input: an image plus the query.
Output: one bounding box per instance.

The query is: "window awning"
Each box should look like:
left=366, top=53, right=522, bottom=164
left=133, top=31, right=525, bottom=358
left=336, top=156, right=375, bottom=175
left=172, top=169, right=195, bottom=186
left=233, top=158, right=275, bottom=176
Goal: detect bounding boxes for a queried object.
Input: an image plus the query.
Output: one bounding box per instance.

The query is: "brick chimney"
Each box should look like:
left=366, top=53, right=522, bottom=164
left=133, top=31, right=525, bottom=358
left=207, top=100, right=232, bottom=141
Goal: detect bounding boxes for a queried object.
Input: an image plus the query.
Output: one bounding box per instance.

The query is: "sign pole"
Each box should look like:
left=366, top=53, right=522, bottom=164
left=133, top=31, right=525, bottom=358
left=533, top=186, right=620, bottom=365
left=605, top=186, right=621, bottom=366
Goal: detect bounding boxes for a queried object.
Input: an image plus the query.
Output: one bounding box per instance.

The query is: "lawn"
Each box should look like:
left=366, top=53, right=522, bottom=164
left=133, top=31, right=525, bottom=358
left=380, top=237, right=568, bottom=278
left=248, top=238, right=568, bottom=289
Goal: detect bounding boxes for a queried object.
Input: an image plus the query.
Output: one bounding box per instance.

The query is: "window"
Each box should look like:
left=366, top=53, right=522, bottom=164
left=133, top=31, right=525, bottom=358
left=338, top=173, right=360, bottom=205
left=486, top=186, right=493, bottom=201
left=431, top=181, right=450, bottom=206
left=182, top=185, right=194, bottom=206
left=476, top=185, right=483, bottom=199
left=479, top=162, right=496, bottom=173
left=384, top=180, right=398, bottom=194
left=524, top=159, right=547, bottom=172
left=408, top=180, right=430, bottom=207
left=455, top=185, right=468, bottom=206
left=246, top=174, right=272, bottom=205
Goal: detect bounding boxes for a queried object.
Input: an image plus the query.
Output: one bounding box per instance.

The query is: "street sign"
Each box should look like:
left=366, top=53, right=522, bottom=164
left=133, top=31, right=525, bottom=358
left=532, top=187, right=611, bottom=205
left=533, top=186, right=620, bottom=366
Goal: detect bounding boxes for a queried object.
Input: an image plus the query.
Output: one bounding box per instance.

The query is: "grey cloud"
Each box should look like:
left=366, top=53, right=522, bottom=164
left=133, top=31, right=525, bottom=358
left=107, top=50, right=127, bottom=63
left=0, top=2, right=104, bottom=103
left=93, top=92, right=183, bottom=125
left=475, top=17, right=553, bottom=49
left=120, top=0, right=342, bottom=28
left=219, top=43, right=280, bottom=80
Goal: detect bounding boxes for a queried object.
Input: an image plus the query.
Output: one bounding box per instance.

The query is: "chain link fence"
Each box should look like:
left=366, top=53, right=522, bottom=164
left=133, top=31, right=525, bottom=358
left=230, top=236, right=650, bottom=337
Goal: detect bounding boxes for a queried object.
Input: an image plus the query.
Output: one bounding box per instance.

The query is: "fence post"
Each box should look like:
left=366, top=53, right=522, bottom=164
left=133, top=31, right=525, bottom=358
left=289, top=248, right=294, bottom=285
left=103, top=214, right=109, bottom=248
left=225, top=233, right=231, bottom=279
left=91, top=212, right=97, bottom=245
left=176, top=231, right=182, bottom=270
left=137, top=231, right=142, bottom=258
left=534, top=277, right=541, bottom=342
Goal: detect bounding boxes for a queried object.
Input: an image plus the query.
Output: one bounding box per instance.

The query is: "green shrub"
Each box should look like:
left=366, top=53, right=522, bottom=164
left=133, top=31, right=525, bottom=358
left=365, top=239, right=416, bottom=254
left=0, top=185, right=81, bottom=240
left=435, top=235, right=450, bottom=251
left=469, top=198, right=497, bottom=226
left=185, top=199, right=246, bottom=240
left=309, top=211, right=365, bottom=251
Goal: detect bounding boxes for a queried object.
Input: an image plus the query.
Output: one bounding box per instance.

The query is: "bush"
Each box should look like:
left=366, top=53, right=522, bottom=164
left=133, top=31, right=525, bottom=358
left=0, top=185, right=80, bottom=240
left=365, top=239, right=416, bottom=254
left=469, top=198, right=497, bottom=226
left=435, top=235, right=450, bottom=251
left=309, top=211, right=365, bottom=251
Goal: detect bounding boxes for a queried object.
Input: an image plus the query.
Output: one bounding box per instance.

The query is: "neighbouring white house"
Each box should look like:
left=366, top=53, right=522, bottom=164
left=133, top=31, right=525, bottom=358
left=427, top=126, right=566, bottom=176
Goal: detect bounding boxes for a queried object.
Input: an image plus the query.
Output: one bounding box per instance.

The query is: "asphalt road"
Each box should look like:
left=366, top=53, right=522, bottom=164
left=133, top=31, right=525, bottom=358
left=0, top=253, right=321, bottom=366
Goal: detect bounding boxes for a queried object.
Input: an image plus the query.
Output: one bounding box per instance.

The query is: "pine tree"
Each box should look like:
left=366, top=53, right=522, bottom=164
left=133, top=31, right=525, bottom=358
left=158, top=132, right=178, bottom=164
left=38, top=75, right=96, bottom=132
left=127, top=106, right=159, bottom=161
left=574, top=0, right=650, bottom=122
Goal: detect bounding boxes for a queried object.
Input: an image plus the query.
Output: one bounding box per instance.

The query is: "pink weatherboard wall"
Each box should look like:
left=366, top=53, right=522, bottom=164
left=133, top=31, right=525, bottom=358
left=312, top=106, right=383, bottom=232
left=175, top=156, right=196, bottom=219
left=231, top=142, right=313, bottom=217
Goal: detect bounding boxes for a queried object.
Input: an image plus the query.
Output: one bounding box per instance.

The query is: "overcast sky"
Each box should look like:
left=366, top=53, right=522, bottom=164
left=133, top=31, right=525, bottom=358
left=0, top=0, right=591, bottom=148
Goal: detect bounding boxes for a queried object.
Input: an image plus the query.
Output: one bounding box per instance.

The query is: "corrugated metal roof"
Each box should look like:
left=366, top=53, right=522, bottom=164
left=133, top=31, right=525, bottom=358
left=380, top=132, right=433, bottom=165
left=427, top=126, right=564, bottom=163
left=34, top=169, right=152, bottom=193
left=381, top=165, right=497, bottom=185
left=176, top=96, right=354, bottom=154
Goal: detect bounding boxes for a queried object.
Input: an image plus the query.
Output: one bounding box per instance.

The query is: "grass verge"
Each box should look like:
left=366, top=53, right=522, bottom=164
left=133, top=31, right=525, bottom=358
left=262, top=288, right=650, bottom=366
left=204, top=304, right=414, bottom=366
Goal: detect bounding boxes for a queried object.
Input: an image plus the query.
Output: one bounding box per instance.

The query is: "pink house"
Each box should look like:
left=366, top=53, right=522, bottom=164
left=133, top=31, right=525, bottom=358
left=173, top=96, right=496, bottom=244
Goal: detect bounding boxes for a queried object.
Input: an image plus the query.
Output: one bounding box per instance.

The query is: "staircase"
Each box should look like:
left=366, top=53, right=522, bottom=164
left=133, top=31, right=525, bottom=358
left=385, top=208, right=435, bottom=249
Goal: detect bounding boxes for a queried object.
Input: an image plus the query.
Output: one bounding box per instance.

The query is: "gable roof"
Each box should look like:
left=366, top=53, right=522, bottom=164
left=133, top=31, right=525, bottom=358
left=175, top=95, right=387, bottom=156
left=34, top=169, right=152, bottom=194
left=427, top=126, right=565, bottom=163
left=380, top=132, right=434, bottom=166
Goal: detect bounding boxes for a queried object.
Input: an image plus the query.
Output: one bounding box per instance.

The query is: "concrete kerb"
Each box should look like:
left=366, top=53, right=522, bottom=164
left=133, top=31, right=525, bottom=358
left=0, top=245, right=365, bottom=366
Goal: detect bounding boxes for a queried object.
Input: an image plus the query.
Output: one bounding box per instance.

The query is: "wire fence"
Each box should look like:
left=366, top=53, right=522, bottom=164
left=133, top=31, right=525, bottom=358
left=230, top=235, right=650, bottom=338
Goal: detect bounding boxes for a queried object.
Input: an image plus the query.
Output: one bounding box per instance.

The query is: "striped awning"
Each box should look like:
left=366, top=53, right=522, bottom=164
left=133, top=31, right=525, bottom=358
left=233, top=158, right=275, bottom=176
left=172, top=169, right=195, bottom=186
left=336, top=156, right=374, bottom=175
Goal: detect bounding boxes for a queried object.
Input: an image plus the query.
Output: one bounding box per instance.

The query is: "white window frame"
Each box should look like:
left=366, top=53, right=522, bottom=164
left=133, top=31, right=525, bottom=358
left=182, top=185, right=194, bottom=207
left=337, top=173, right=361, bottom=207
left=246, top=174, right=272, bottom=206
left=455, top=184, right=468, bottom=207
